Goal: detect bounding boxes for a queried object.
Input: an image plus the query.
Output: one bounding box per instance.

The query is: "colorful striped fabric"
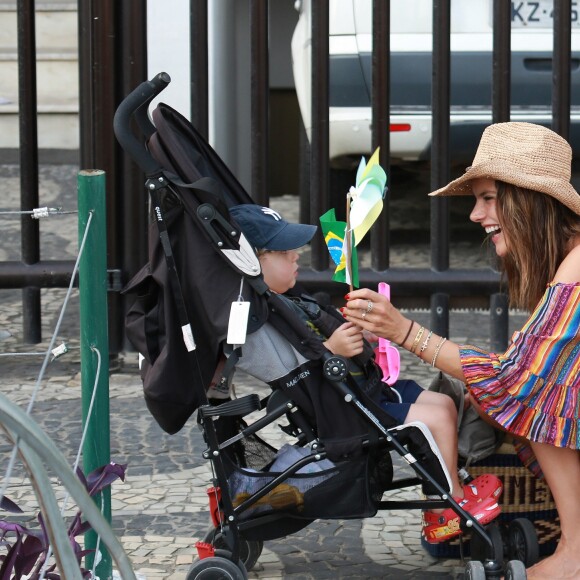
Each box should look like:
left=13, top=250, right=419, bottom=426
left=459, top=282, right=580, bottom=451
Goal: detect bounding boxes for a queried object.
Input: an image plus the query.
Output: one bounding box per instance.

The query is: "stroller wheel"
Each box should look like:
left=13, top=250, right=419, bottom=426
left=203, top=527, right=263, bottom=572
left=469, top=522, right=504, bottom=563
left=505, top=559, right=527, bottom=579
left=464, top=560, right=486, bottom=579
left=186, top=555, right=247, bottom=580
left=507, top=518, right=539, bottom=567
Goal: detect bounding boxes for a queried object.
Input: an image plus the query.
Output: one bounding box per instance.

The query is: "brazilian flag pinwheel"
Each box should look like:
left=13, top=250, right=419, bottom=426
left=319, top=147, right=387, bottom=289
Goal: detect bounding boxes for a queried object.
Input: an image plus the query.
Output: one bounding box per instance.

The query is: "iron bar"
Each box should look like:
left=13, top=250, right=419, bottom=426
left=297, top=267, right=501, bottom=297
left=430, top=0, right=451, bottom=272
left=79, top=0, right=123, bottom=356
left=492, top=0, right=511, bottom=122
left=119, top=2, right=148, bottom=351
left=310, top=0, right=330, bottom=271
left=190, top=0, right=209, bottom=139
left=490, top=0, right=511, bottom=350
left=250, top=0, right=269, bottom=206
left=553, top=0, right=572, bottom=139
left=0, top=262, right=75, bottom=288
left=430, top=293, right=450, bottom=342
left=17, top=0, right=40, bottom=343
left=490, top=293, right=509, bottom=352
left=430, top=0, right=451, bottom=336
left=370, top=0, right=390, bottom=271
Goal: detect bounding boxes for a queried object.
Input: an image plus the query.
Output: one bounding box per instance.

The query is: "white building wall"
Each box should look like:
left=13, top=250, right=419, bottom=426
left=146, top=0, right=298, bottom=191
left=146, top=0, right=191, bottom=120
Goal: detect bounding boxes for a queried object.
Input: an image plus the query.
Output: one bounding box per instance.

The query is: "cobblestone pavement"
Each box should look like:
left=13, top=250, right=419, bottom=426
left=0, top=165, right=529, bottom=579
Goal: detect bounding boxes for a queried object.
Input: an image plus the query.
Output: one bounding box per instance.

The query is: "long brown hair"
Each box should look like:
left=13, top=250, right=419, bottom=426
left=496, top=182, right=580, bottom=310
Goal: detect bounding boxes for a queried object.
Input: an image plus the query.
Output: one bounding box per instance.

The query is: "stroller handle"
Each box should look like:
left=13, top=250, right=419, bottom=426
left=114, top=71, right=172, bottom=175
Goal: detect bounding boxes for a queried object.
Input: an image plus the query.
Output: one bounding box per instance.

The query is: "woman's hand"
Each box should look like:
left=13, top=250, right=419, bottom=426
left=323, top=322, right=364, bottom=357
left=343, top=288, right=410, bottom=345
left=344, top=288, right=467, bottom=382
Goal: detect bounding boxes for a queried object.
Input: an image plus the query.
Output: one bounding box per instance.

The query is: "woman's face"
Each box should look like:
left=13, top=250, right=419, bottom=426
left=469, top=178, right=508, bottom=257
left=259, top=249, right=300, bottom=293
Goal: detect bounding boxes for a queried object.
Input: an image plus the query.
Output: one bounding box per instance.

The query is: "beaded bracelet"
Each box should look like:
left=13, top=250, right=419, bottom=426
left=397, top=319, right=415, bottom=347
left=431, top=337, right=447, bottom=367
left=410, top=326, right=425, bottom=354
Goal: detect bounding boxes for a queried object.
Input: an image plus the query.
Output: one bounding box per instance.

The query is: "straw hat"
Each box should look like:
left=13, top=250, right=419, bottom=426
left=429, top=122, right=580, bottom=215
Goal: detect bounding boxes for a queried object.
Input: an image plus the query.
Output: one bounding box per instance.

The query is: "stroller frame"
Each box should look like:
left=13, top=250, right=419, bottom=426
left=114, top=73, right=528, bottom=580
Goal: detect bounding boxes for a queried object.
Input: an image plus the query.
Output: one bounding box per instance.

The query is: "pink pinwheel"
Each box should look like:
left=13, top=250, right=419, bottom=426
left=374, top=282, right=400, bottom=385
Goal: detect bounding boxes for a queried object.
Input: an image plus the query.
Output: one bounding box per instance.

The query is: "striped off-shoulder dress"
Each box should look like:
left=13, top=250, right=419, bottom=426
left=459, top=282, right=580, bottom=451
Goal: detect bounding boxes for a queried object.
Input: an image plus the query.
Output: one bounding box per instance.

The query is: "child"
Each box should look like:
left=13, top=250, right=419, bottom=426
left=229, top=203, right=502, bottom=543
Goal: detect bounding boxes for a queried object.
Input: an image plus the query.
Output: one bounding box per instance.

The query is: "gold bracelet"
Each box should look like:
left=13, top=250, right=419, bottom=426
left=410, top=326, right=425, bottom=354
left=418, top=330, right=433, bottom=361
left=431, top=337, right=447, bottom=367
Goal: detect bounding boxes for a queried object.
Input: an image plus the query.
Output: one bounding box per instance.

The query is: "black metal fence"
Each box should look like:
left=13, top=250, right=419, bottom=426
left=1, top=0, right=576, bottom=353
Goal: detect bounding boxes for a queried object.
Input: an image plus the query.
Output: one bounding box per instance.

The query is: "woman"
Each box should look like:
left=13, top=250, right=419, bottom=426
left=343, top=122, right=580, bottom=579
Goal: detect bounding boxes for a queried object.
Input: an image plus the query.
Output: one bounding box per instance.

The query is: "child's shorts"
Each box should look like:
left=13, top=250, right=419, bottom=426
left=379, top=379, right=423, bottom=424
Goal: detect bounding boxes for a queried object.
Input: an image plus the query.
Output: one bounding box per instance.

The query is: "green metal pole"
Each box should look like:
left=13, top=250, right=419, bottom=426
left=78, top=170, right=112, bottom=579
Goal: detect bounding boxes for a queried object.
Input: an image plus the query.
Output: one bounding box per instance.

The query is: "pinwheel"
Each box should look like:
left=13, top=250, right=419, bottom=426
left=320, top=147, right=387, bottom=290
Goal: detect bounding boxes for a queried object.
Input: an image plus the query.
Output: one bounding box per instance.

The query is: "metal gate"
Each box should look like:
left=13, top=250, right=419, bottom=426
left=1, top=0, right=577, bottom=353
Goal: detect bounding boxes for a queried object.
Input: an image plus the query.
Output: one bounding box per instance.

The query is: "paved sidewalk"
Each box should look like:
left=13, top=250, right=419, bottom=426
left=0, top=164, right=528, bottom=578
left=1, top=307, right=499, bottom=580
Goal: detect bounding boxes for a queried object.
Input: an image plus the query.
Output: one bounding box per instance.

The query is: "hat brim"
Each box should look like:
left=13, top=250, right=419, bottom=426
left=428, top=159, right=580, bottom=215
left=264, top=222, right=317, bottom=251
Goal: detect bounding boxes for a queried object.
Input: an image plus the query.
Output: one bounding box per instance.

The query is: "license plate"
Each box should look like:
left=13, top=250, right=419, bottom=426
left=511, top=1, right=580, bottom=28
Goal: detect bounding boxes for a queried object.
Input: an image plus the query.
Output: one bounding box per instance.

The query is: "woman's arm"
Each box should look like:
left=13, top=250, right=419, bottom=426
left=345, top=277, right=580, bottom=395
left=343, top=289, right=468, bottom=381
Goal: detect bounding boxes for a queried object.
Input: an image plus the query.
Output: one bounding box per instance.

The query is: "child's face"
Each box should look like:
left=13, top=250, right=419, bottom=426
left=259, top=249, right=300, bottom=293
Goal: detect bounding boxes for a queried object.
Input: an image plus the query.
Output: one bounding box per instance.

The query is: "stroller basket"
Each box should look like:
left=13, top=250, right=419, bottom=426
left=211, top=409, right=386, bottom=522
left=228, top=455, right=371, bottom=520
left=223, top=435, right=393, bottom=521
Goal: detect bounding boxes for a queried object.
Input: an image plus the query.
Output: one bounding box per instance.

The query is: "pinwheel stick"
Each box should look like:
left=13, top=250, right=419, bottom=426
left=345, top=192, right=354, bottom=293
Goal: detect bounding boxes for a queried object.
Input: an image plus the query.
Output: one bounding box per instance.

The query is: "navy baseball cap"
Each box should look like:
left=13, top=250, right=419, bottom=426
left=229, top=204, right=317, bottom=251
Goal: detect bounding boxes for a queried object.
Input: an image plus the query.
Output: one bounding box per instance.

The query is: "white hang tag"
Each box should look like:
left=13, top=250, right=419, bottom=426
left=227, top=301, right=251, bottom=345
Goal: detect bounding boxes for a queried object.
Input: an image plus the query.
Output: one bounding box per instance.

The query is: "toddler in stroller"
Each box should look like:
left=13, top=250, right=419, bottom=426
left=227, top=203, right=502, bottom=544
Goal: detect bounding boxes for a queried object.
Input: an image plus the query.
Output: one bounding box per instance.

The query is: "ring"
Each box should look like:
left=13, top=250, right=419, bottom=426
left=366, top=300, right=374, bottom=313
left=361, top=311, right=367, bottom=320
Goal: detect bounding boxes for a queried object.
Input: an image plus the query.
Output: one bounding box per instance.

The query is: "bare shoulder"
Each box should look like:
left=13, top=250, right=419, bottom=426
left=553, top=243, right=580, bottom=283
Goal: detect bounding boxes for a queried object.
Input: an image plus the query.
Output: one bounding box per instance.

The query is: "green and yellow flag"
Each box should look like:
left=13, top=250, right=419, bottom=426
left=319, top=208, right=359, bottom=287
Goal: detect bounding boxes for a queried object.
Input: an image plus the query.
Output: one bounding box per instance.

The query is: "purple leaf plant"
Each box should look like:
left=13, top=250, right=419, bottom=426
left=0, top=462, right=126, bottom=580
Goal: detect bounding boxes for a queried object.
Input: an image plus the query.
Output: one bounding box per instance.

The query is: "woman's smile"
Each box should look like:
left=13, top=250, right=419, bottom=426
left=470, top=178, right=507, bottom=257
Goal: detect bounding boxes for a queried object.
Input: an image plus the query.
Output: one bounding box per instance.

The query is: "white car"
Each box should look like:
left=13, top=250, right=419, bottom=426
left=291, top=0, right=580, bottom=170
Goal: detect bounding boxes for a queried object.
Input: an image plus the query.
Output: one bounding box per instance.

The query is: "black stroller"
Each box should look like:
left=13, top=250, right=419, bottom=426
left=114, top=73, right=530, bottom=580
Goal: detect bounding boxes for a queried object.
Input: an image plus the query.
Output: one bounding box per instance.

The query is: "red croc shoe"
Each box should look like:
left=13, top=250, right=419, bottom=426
left=422, top=495, right=502, bottom=544
left=422, top=506, right=463, bottom=543
left=463, top=474, right=503, bottom=502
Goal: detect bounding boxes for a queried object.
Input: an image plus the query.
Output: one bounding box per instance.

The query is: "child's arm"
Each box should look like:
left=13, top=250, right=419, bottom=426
left=323, top=322, right=364, bottom=358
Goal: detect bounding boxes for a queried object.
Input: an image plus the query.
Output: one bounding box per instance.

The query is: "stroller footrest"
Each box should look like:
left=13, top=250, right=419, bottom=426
left=199, top=394, right=261, bottom=418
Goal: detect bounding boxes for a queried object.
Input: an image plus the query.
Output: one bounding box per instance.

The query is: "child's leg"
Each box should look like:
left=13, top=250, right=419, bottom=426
left=404, top=390, right=463, bottom=497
